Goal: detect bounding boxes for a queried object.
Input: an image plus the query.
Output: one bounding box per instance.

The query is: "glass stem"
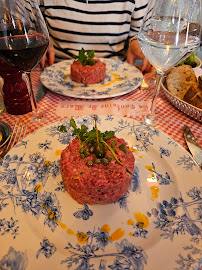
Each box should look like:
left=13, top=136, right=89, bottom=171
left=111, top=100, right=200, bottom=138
left=22, top=72, right=43, bottom=120
left=149, top=73, right=163, bottom=114
left=145, top=72, right=163, bottom=124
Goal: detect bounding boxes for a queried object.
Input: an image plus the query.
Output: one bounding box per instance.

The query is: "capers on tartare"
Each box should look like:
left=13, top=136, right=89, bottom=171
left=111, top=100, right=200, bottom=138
left=94, top=158, right=101, bottom=164
left=86, top=160, right=93, bottom=167
left=83, top=149, right=90, bottom=157
left=101, top=158, right=109, bottom=166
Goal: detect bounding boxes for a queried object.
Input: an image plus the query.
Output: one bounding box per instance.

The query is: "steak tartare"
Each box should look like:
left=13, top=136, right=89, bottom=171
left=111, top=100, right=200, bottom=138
left=60, top=136, right=135, bottom=205
left=71, top=59, right=106, bottom=84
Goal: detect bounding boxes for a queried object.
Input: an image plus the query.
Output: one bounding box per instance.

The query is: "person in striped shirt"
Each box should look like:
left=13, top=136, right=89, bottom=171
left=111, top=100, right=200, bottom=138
left=39, top=0, right=152, bottom=73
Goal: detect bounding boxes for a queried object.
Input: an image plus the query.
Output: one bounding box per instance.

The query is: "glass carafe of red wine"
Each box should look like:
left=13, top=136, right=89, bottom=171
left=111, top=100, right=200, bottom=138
left=137, top=0, right=201, bottom=124
left=0, top=0, right=49, bottom=120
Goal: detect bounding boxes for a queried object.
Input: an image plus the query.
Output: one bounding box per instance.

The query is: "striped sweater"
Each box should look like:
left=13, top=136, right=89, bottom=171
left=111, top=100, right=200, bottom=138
left=38, top=0, right=148, bottom=61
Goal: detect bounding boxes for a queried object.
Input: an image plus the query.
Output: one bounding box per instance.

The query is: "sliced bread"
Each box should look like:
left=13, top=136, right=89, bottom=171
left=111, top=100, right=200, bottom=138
left=198, top=76, right=202, bottom=89
left=166, top=65, right=197, bottom=100
left=183, top=85, right=202, bottom=109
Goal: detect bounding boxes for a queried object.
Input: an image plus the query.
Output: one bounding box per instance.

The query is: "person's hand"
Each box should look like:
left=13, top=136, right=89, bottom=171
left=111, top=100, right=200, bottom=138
left=40, top=42, right=55, bottom=69
left=127, top=39, right=152, bottom=73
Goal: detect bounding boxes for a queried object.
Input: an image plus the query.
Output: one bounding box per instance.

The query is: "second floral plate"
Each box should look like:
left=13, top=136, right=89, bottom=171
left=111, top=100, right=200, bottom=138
left=40, top=59, right=143, bottom=99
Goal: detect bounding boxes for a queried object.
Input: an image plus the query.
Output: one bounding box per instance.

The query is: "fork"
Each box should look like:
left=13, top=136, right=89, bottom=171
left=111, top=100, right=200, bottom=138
left=0, top=120, right=27, bottom=160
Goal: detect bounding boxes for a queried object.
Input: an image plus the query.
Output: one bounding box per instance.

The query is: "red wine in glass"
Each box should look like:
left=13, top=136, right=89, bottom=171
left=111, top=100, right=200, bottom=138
left=0, top=0, right=50, bottom=121
left=0, top=35, right=49, bottom=72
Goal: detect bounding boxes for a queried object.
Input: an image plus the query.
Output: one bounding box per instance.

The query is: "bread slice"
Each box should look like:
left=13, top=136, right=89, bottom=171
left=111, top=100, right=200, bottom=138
left=166, top=65, right=197, bottom=100
left=198, top=76, right=202, bottom=90
left=183, top=85, right=202, bottom=109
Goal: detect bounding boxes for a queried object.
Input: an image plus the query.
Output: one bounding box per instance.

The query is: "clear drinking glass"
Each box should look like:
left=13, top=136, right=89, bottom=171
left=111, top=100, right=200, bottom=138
left=0, top=0, right=49, bottom=120
left=138, top=0, right=201, bottom=124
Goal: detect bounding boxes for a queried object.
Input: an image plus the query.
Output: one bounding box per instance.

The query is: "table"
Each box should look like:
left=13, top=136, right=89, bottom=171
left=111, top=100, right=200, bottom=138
left=0, top=63, right=202, bottom=270
left=0, top=64, right=201, bottom=152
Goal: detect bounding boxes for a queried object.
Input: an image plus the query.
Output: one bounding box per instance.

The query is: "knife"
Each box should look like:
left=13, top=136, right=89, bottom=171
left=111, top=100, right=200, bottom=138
left=183, top=125, right=202, bottom=170
left=36, top=82, right=48, bottom=102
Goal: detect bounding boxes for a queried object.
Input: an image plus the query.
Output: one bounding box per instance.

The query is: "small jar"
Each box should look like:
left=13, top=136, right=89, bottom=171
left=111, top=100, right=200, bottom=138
left=0, top=59, right=32, bottom=115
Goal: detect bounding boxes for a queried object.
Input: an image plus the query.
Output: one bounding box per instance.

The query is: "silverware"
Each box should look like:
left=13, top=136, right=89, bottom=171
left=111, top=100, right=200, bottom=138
left=36, top=82, right=47, bottom=102
left=0, top=120, right=27, bottom=160
left=183, top=125, right=202, bottom=170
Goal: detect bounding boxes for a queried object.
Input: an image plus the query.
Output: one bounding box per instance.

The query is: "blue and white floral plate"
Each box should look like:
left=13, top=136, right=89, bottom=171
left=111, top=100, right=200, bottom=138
left=0, top=115, right=201, bottom=270
left=40, top=59, right=143, bottom=99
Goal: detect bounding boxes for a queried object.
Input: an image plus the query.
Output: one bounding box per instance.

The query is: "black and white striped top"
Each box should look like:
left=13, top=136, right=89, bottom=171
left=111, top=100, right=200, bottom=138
left=38, top=0, right=149, bottom=61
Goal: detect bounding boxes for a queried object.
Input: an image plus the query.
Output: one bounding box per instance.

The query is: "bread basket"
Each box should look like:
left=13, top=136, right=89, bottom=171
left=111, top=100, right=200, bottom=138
left=161, top=75, right=202, bottom=123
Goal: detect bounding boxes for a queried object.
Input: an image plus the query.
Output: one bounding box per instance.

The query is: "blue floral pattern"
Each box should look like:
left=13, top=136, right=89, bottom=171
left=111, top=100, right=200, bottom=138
left=159, top=147, right=171, bottom=158
left=0, top=247, right=28, bottom=270
left=0, top=217, right=19, bottom=239
left=175, top=245, right=202, bottom=270
left=148, top=187, right=201, bottom=242
left=73, top=204, right=93, bottom=220
left=0, top=152, right=61, bottom=232
left=40, top=59, right=143, bottom=99
left=62, top=237, right=148, bottom=270
left=38, top=140, right=52, bottom=151
left=0, top=115, right=201, bottom=270
left=36, top=238, right=56, bottom=258
left=177, top=155, right=197, bottom=170
left=150, top=162, right=173, bottom=185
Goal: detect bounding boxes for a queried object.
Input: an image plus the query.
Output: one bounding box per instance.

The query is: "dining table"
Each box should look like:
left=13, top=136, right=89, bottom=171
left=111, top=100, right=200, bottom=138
left=0, top=58, right=201, bottom=270
left=0, top=62, right=201, bottom=150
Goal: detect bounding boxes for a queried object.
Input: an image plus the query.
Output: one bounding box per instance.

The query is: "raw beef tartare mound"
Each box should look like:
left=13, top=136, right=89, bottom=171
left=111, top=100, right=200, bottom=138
left=60, top=136, right=135, bottom=205
left=71, top=59, right=106, bottom=84
left=70, top=48, right=106, bottom=84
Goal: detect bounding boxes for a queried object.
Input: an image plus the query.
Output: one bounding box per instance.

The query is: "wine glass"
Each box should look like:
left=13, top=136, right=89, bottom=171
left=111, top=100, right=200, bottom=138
left=138, top=0, right=201, bottom=124
left=0, top=0, right=49, bottom=121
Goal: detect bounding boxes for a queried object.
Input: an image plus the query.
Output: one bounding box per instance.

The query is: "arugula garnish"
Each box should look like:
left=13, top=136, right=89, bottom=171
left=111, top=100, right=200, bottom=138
left=111, top=140, right=117, bottom=149
left=70, top=118, right=114, bottom=146
left=70, top=118, right=89, bottom=146
left=119, top=144, right=127, bottom=153
left=103, top=131, right=115, bottom=141
left=73, top=48, right=96, bottom=66
left=69, top=118, right=123, bottom=165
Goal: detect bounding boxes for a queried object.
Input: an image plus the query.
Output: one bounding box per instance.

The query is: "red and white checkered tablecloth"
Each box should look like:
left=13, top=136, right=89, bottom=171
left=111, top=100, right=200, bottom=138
left=0, top=65, right=201, bottom=151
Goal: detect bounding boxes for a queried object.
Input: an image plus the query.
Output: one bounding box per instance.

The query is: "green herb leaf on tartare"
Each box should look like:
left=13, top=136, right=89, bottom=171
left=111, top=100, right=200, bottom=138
left=70, top=118, right=77, bottom=129
left=119, top=144, right=127, bottom=153
left=69, top=118, right=123, bottom=165
left=70, top=118, right=89, bottom=144
left=73, top=48, right=96, bottom=66
left=111, top=140, right=117, bottom=149
left=103, top=130, right=115, bottom=141
left=70, top=118, right=114, bottom=146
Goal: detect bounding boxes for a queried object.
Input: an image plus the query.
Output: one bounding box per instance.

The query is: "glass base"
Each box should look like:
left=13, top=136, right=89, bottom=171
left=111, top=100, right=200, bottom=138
left=145, top=113, right=157, bottom=125
left=31, top=110, right=44, bottom=121
left=30, top=109, right=57, bottom=123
